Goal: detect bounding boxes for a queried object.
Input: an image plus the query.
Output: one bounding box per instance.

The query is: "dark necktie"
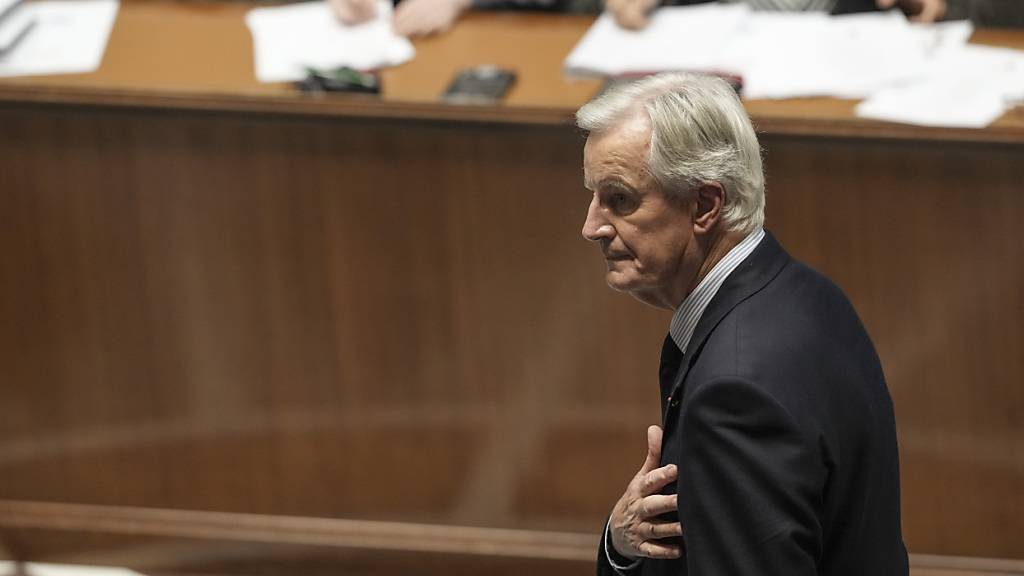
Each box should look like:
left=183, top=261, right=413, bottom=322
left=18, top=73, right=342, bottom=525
left=658, top=333, right=684, bottom=418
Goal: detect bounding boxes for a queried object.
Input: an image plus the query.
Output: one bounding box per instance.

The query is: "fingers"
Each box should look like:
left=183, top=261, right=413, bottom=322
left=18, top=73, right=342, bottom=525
left=638, top=493, right=677, bottom=518
left=393, top=0, right=467, bottom=37
left=644, top=519, right=684, bottom=539
left=606, top=0, right=655, bottom=30
left=329, top=0, right=377, bottom=25
left=638, top=540, right=682, bottom=560
left=909, top=0, right=946, bottom=22
left=883, top=0, right=946, bottom=22
left=609, top=425, right=683, bottom=561
left=393, top=0, right=434, bottom=37
left=639, top=463, right=678, bottom=495
left=639, top=425, right=663, bottom=474
left=621, top=4, right=650, bottom=31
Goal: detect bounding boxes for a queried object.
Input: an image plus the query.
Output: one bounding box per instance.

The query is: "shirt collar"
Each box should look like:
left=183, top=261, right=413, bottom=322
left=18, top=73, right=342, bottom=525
left=668, top=228, right=765, bottom=353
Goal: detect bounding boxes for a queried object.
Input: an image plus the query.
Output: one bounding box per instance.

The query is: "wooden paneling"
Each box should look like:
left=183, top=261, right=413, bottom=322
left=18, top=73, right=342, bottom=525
left=0, top=106, right=659, bottom=529
left=2, top=99, right=1022, bottom=558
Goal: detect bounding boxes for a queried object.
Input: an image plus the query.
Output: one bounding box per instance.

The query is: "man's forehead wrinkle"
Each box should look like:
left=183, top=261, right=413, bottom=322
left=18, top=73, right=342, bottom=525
left=591, top=159, right=637, bottom=193
left=584, top=112, right=653, bottom=195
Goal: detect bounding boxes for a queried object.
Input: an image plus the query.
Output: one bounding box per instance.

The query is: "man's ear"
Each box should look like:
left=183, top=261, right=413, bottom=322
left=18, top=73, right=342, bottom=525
left=693, top=182, right=725, bottom=236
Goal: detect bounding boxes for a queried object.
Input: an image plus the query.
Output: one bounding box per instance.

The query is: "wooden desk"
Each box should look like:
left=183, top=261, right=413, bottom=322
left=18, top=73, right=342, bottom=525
left=0, top=1, right=1021, bottom=134
left=0, top=0, right=1022, bottom=565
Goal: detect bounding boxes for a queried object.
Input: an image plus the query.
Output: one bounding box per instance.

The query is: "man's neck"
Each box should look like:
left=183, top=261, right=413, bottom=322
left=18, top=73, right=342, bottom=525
left=676, top=229, right=746, bottom=308
left=697, top=230, right=746, bottom=283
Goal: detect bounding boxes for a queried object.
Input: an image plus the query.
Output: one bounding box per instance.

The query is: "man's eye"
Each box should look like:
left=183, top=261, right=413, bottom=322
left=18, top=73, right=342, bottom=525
left=608, top=193, right=636, bottom=213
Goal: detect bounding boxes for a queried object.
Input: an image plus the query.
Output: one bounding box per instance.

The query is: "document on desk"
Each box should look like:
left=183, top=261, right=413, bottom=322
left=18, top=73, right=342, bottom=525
left=0, top=0, right=118, bottom=77
left=564, top=6, right=975, bottom=100
left=856, top=43, right=1024, bottom=128
left=246, top=0, right=414, bottom=83
left=565, top=4, right=751, bottom=77
left=726, top=12, right=929, bottom=99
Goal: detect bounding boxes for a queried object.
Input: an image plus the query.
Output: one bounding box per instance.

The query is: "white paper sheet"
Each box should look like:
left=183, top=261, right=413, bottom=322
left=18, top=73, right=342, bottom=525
left=245, top=0, right=414, bottom=83
left=856, top=43, right=1024, bottom=128
left=0, top=2, right=35, bottom=56
left=0, top=0, right=118, bottom=78
left=563, top=6, right=978, bottom=99
left=0, top=0, right=21, bottom=19
left=728, top=11, right=935, bottom=99
left=565, top=4, right=751, bottom=77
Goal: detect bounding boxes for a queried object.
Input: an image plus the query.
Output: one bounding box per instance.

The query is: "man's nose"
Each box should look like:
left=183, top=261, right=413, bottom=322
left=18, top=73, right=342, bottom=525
left=581, top=196, right=613, bottom=242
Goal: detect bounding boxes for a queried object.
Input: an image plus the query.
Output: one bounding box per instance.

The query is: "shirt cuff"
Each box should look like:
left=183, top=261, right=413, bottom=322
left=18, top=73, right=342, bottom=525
left=604, top=519, right=642, bottom=573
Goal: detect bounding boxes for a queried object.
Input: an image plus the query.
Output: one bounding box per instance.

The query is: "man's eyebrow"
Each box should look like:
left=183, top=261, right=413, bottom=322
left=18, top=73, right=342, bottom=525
left=583, top=172, right=636, bottom=194
left=594, top=178, right=635, bottom=194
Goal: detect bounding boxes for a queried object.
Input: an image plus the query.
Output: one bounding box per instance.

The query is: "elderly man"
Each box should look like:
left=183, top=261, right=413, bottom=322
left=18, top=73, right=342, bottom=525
left=579, top=73, right=907, bottom=576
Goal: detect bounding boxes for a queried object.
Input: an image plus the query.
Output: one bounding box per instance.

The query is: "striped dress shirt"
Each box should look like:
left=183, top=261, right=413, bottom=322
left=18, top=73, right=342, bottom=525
left=668, top=227, right=765, bottom=354
left=603, top=226, right=767, bottom=574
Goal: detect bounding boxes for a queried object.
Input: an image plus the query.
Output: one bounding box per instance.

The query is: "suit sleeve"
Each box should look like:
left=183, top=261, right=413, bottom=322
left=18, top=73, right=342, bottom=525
left=678, top=378, right=825, bottom=576
left=597, top=517, right=642, bottom=576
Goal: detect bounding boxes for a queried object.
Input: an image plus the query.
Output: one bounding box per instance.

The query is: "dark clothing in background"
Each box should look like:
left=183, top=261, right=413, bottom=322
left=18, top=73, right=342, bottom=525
left=471, top=0, right=880, bottom=15
left=968, top=0, right=1024, bottom=26
left=659, top=0, right=878, bottom=13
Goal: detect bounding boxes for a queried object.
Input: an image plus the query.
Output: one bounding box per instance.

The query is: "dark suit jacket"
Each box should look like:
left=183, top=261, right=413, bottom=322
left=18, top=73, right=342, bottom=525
left=598, top=231, right=908, bottom=576
left=662, top=0, right=878, bottom=14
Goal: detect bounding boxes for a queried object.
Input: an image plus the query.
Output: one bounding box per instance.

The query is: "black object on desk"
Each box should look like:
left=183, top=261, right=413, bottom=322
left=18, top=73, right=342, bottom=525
left=296, top=67, right=381, bottom=94
left=442, top=66, right=516, bottom=105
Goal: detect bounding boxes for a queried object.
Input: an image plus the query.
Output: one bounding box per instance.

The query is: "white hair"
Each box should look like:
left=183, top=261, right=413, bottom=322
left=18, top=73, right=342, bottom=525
left=576, top=73, right=765, bottom=234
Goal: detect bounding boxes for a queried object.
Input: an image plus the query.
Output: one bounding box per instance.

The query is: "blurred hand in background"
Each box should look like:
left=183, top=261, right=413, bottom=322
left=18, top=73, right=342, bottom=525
left=878, top=0, right=947, bottom=22
left=605, top=0, right=948, bottom=30
left=329, top=0, right=378, bottom=25
left=605, top=0, right=657, bottom=29
left=329, top=0, right=472, bottom=36
left=394, top=0, right=472, bottom=36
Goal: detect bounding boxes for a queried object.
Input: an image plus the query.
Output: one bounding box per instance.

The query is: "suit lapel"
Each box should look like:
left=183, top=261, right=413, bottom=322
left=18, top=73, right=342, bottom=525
left=664, top=231, right=791, bottom=410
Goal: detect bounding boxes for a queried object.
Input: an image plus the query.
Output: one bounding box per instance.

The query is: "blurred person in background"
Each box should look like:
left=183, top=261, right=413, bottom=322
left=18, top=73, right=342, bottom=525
left=965, top=0, right=1024, bottom=26
left=605, top=0, right=946, bottom=29
left=329, top=0, right=579, bottom=37
left=330, top=0, right=945, bottom=38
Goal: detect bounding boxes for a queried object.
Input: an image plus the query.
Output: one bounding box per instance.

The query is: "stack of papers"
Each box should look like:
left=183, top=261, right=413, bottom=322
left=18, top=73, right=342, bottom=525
left=563, top=4, right=751, bottom=77
left=720, top=12, right=973, bottom=99
left=856, top=43, right=1024, bottom=128
left=245, top=0, right=414, bottom=83
left=0, top=0, right=118, bottom=77
left=564, top=5, right=1024, bottom=128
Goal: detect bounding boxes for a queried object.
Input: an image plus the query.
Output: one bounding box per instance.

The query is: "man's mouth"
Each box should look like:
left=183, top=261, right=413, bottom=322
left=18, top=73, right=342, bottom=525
left=604, top=253, right=632, bottom=261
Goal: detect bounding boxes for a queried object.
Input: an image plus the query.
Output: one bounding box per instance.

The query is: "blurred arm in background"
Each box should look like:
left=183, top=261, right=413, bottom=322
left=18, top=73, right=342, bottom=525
left=605, top=0, right=946, bottom=31
left=329, top=0, right=566, bottom=37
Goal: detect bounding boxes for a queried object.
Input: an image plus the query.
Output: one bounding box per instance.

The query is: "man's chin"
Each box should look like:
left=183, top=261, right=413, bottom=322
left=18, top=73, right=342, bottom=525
left=605, top=272, right=666, bottom=309
left=604, top=271, right=638, bottom=294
